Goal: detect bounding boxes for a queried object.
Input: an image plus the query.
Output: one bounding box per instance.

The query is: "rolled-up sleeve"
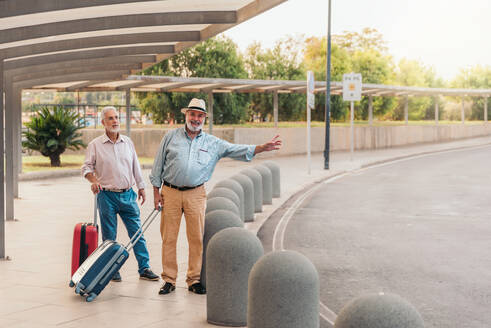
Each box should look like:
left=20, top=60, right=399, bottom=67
left=81, top=142, right=96, bottom=178
left=218, top=139, right=256, bottom=162
left=149, top=133, right=169, bottom=188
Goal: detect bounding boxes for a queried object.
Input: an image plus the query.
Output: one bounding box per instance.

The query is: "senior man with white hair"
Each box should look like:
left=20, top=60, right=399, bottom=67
left=82, top=106, right=159, bottom=282
left=150, top=98, right=282, bottom=295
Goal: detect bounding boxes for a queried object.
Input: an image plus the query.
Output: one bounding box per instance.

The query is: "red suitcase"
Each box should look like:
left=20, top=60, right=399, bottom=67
left=71, top=195, right=99, bottom=276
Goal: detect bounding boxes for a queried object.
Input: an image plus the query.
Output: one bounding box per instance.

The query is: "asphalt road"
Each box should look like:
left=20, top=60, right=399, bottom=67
left=259, top=146, right=491, bottom=328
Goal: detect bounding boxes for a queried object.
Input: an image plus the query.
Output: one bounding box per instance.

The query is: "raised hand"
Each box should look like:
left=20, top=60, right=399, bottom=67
left=262, top=135, right=282, bottom=152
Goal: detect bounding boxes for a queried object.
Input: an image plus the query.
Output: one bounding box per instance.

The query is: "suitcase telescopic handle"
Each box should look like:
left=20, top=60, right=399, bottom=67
left=126, top=206, right=162, bottom=252
left=93, top=193, right=98, bottom=226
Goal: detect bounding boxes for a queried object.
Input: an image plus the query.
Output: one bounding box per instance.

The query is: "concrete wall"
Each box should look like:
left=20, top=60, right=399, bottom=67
left=69, top=124, right=491, bottom=158
left=70, top=127, right=235, bottom=157
left=235, top=124, right=491, bottom=158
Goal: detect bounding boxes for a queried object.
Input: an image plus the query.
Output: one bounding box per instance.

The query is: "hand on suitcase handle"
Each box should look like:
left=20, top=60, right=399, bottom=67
left=91, top=183, right=102, bottom=194
left=86, top=173, right=101, bottom=194
left=153, top=187, right=162, bottom=211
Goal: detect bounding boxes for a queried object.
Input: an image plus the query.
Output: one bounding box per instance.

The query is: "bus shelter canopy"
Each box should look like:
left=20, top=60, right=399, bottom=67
left=26, top=75, right=491, bottom=98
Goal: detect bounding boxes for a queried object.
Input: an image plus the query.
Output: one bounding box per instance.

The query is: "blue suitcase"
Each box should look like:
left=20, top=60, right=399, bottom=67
left=69, top=207, right=161, bottom=302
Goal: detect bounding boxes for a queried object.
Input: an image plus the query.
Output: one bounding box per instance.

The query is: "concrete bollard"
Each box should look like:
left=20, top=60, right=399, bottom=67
left=263, top=161, right=281, bottom=198
left=241, top=168, right=263, bottom=213
left=200, top=210, right=243, bottom=289
left=334, top=293, right=424, bottom=328
left=207, top=227, right=264, bottom=327
left=206, top=197, right=240, bottom=218
left=254, top=165, right=273, bottom=205
left=231, top=174, right=255, bottom=222
left=208, top=187, right=243, bottom=221
left=215, top=179, right=245, bottom=221
left=248, top=250, right=319, bottom=328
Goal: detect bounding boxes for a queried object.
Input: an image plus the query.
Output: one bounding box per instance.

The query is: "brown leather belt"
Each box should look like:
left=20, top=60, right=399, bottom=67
left=102, top=187, right=131, bottom=193
left=163, top=180, right=203, bottom=191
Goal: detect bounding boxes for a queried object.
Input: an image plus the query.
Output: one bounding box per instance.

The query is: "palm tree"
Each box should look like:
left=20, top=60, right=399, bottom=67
left=22, top=106, right=86, bottom=167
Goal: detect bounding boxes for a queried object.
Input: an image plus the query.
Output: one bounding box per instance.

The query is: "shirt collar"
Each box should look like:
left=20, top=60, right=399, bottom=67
left=182, top=127, right=203, bottom=140
left=102, top=132, right=124, bottom=144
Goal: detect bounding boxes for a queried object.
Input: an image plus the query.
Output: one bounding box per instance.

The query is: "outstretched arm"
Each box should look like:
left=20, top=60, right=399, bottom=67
left=254, top=135, right=282, bottom=155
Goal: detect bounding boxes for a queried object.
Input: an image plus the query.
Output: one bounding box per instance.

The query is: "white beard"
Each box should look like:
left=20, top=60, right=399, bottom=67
left=108, top=126, right=120, bottom=133
left=186, top=120, right=203, bottom=132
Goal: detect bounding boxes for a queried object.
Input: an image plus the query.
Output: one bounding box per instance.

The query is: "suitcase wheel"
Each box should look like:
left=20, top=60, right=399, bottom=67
left=69, top=281, right=75, bottom=288
left=86, top=293, right=97, bottom=302
left=75, top=284, right=83, bottom=295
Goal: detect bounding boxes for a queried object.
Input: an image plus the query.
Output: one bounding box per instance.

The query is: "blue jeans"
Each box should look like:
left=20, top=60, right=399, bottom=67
left=97, top=189, right=150, bottom=274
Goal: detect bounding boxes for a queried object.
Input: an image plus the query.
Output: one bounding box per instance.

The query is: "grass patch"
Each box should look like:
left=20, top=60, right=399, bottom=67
left=22, top=154, right=155, bottom=173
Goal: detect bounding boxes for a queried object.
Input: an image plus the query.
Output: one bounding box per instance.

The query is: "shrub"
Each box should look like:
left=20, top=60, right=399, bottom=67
left=22, top=106, right=86, bottom=167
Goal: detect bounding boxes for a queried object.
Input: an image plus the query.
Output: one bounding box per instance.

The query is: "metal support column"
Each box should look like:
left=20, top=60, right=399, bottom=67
left=350, top=101, right=354, bottom=160
left=435, top=96, right=439, bottom=125
left=5, top=81, right=14, bottom=221
left=404, top=95, right=409, bottom=125
left=323, top=0, right=332, bottom=170
left=77, top=91, right=80, bottom=119
left=484, top=96, right=488, bottom=124
left=368, top=95, right=373, bottom=126
left=125, top=90, right=131, bottom=137
left=461, top=96, right=465, bottom=124
left=0, top=59, right=6, bottom=258
left=17, top=89, right=22, bottom=175
left=13, top=87, right=21, bottom=198
left=208, top=92, right=213, bottom=135
left=273, top=90, right=278, bottom=129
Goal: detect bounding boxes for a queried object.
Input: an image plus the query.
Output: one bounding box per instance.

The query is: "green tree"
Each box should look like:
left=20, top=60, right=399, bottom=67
left=350, top=49, right=396, bottom=120
left=333, top=27, right=388, bottom=54
left=304, top=36, right=351, bottom=121
left=304, top=29, right=396, bottom=121
left=244, top=37, right=306, bottom=121
left=139, top=36, right=250, bottom=124
left=391, top=59, right=445, bottom=120
left=54, top=92, right=75, bottom=105
left=22, top=106, right=86, bottom=167
left=451, top=65, right=491, bottom=120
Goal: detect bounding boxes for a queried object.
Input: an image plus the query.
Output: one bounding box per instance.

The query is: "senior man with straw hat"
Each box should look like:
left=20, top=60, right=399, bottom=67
left=150, top=98, right=282, bottom=295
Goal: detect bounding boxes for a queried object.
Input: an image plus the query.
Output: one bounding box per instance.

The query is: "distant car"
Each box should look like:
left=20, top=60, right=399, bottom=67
left=79, top=118, right=94, bottom=127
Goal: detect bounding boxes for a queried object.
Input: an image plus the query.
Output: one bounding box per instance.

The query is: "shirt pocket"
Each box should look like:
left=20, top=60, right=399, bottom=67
left=197, top=148, right=211, bottom=166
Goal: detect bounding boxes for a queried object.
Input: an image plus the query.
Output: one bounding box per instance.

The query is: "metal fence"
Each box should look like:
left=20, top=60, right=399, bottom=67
left=27, top=103, right=142, bottom=128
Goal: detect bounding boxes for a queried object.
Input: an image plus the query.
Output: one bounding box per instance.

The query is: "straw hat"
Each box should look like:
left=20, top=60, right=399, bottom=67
left=181, top=98, right=207, bottom=114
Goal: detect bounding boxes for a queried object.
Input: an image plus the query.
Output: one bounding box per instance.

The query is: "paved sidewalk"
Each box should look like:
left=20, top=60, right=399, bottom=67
left=1, top=136, right=491, bottom=328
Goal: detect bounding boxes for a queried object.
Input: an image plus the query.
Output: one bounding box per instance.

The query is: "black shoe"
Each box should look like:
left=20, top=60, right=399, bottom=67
left=111, top=271, right=122, bottom=282
left=139, top=268, right=159, bottom=281
left=188, top=282, right=206, bottom=294
left=159, top=282, right=176, bottom=295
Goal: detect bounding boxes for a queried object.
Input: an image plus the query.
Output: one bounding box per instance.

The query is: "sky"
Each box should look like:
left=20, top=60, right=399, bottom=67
left=223, top=0, right=491, bottom=81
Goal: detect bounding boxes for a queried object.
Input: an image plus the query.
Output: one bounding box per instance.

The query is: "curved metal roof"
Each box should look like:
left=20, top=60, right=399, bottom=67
left=25, top=75, right=491, bottom=98
left=1, top=0, right=287, bottom=88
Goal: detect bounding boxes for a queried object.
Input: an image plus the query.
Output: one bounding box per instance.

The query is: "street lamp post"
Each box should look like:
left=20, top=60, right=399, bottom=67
left=324, top=0, right=332, bottom=170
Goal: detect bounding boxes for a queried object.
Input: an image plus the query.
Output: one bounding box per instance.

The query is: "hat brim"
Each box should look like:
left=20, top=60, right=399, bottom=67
left=181, top=107, right=207, bottom=114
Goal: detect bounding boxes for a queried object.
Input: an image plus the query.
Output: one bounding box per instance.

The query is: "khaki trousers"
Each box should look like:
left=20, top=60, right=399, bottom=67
left=160, top=185, right=206, bottom=286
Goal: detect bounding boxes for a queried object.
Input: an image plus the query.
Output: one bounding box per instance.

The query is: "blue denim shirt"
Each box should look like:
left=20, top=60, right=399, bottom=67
left=149, top=128, right=256, bottom=188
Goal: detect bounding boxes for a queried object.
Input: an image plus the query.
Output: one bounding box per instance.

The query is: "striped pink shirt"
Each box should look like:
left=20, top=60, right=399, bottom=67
left=81, top=133, right=145, bottom=190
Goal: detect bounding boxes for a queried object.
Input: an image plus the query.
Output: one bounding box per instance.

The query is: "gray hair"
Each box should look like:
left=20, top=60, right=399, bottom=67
left=101, top=106, right=118, bottom=120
